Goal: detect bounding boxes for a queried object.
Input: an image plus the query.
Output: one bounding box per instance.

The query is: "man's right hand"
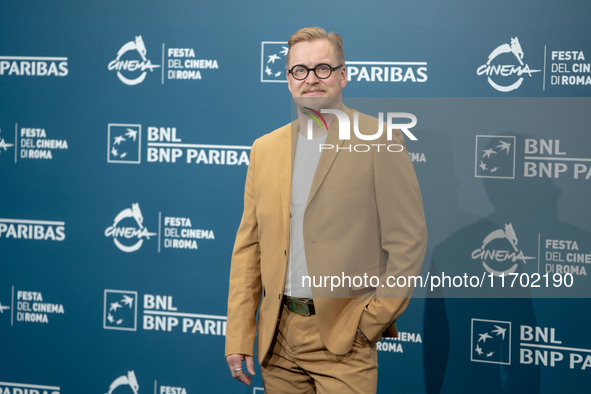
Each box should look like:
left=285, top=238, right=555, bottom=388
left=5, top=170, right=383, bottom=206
left=226, top=353, right=256, bottom=386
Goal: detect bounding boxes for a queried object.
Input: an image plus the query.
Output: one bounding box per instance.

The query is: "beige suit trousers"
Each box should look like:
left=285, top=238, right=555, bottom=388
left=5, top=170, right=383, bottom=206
left=261, top=304, right=378, bottom=394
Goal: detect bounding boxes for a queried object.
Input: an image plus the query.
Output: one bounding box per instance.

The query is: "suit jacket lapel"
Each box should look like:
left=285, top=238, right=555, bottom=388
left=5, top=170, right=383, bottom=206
left=306, top=110, right=347, bottom=209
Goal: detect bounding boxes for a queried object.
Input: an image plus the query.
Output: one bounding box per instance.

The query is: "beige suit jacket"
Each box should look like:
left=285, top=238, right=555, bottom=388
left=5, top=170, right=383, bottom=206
left=225, top=107, right=427, bottom=361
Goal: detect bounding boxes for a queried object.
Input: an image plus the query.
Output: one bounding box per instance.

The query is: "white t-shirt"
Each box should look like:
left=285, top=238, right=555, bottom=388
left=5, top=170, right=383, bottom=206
left=284, top=133, right=327, bottom=298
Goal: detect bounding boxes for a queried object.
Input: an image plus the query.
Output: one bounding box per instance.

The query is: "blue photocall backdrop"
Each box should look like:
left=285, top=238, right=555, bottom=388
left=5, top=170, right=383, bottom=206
left=1, top=1, right=590, bottom=393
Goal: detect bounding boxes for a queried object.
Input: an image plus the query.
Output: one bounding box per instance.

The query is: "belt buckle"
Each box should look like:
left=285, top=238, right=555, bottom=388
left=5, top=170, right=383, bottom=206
left=286, top=298, right=310, bottom=316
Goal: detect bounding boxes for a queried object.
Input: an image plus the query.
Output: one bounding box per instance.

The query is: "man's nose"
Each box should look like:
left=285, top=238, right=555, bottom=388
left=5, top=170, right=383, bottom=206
left=305, top=70, right=320, bottom=83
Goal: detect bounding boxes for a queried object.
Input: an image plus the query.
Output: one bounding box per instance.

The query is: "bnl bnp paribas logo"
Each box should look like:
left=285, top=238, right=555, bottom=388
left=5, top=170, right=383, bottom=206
left=476, top=37, right=540, bottom=92
left=0, top=55, right=68, bottom=77
left=471, top=319, right=591, bottom=371
left=103, top=290, right=138, bottom=330
left=0, top=381, right=61, bottom=394
left=107, top=124, right=141, bottom=163
left=107, top=123, right=250, bottom=166
left=261, top=41, right=428, bottom=84
left=471, top=319, right=511, bottom=365
left=260, top=42, right=289, bottom=82
left=474, top=135, right=516, bottom=179
left=103, top=289, right=227, bottom=336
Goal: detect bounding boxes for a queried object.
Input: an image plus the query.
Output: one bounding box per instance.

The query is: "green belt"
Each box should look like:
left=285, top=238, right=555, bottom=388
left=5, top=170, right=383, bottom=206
left=283, top=296, right=315, bottom=316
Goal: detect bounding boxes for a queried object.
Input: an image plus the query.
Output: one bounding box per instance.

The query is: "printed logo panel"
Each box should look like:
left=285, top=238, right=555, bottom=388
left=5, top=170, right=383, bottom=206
left=103, top=290, right=138, bottom=331
left=108, top=124, right=141, bottom=164
left=471, top=318, right=511, bottom=365
left=476, top=37, right=540, bottom=92
left=260, top=42, right=288, bottom=83
left=474, top=135, right=516, bottom=179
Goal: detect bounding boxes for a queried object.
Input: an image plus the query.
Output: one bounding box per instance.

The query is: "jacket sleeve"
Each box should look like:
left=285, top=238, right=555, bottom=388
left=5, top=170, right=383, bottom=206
left=358, top=130, right=428, bottom=342
left=225, top=140, right=262, bottom=357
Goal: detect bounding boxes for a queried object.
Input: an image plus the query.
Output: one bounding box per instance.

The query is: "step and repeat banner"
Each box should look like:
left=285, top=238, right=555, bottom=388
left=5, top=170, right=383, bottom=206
left=1, top=1, right=590, bottom=393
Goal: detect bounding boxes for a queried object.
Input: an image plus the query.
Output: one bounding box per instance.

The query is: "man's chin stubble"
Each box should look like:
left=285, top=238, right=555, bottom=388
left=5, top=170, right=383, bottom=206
left=294, top=96, right=340, bottom=111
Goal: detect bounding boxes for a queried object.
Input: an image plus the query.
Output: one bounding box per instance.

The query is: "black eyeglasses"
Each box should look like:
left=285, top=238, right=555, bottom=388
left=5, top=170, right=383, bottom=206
left=288, top=63, right=342, bottom=80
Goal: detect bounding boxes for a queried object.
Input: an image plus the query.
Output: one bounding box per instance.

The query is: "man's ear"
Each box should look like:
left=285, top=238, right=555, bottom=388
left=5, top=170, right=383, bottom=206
left=340, top=66, right=348, bottom=89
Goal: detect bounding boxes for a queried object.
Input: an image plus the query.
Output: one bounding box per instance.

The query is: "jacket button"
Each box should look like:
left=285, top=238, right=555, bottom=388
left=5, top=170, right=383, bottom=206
left=284, top=249, right=287, bottom=256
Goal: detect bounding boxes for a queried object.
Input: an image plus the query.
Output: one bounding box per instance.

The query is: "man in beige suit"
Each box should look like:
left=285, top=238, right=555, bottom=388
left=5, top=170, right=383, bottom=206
left=225, top=27, right=427, bottom=393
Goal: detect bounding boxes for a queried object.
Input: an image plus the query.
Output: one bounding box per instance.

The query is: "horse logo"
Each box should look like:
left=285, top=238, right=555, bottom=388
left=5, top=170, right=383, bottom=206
left=106, top=370, right=139, bottom=394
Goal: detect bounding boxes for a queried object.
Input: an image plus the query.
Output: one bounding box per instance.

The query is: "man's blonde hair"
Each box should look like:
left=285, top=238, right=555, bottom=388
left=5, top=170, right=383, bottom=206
left=286, top=27, right=345, bottom=69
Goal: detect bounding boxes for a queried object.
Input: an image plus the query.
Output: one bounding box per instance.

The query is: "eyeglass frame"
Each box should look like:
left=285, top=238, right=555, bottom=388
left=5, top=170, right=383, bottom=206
left=288, top=63, right=343, bottom=80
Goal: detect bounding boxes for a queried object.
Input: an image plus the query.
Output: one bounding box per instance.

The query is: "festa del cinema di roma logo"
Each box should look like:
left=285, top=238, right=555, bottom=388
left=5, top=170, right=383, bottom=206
left=106, top=370, right=139, bottom=394
left=105, top=203, right=156, bottom=252
left=476, top=37, right=540, bottom=92
left=471, top=223, right=535, bottom=276
left=104, top=369, right=189, bottom=394
left=0, top=128, right=15, bottom=154
left=108, top=35, right=160, bottom=86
